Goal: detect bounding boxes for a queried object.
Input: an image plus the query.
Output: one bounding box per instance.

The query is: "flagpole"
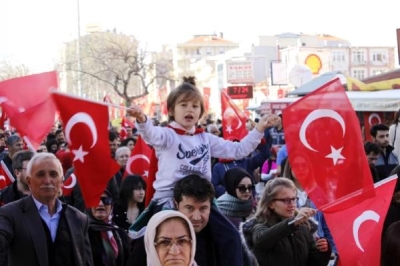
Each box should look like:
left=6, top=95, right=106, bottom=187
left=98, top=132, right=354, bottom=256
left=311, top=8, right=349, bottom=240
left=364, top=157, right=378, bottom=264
left=76, top=0, right=82, bottom=97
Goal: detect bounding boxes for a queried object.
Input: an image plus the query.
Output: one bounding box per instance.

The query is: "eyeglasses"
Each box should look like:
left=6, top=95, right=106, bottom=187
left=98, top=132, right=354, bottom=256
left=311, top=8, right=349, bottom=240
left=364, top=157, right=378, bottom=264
left=154, top=236, right=192, bottom=250
left=273, top=197, right=299, bottom=205
left=237, top=185, right=255, bottom=193
left=100, top=196, right=113, bottom=205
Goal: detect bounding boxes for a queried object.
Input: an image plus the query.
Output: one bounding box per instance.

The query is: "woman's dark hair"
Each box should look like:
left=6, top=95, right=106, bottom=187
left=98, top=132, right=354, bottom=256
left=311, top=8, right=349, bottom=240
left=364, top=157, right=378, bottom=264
left=121, top=137, right=136, bottom=147
left=45, top=139, right=59, bottom=154
left=118, top=175, right=146, bottom=212
left=382, top=221, right=400, bottom=266
left=166, top=76, right=205, bottom=122
left=223, top=167, right=253, bottom=198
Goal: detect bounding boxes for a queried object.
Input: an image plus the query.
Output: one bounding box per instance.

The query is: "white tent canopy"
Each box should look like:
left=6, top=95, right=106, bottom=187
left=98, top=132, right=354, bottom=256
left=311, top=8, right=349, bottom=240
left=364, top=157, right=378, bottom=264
left=346, top=90, right=400, bottom=112
left=252, top=90, right=400, bottom=113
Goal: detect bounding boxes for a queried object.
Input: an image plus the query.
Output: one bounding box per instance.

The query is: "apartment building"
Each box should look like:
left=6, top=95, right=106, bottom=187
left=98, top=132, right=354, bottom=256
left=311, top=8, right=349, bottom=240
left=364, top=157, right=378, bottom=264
left=173, top=33, right=239, bottom=78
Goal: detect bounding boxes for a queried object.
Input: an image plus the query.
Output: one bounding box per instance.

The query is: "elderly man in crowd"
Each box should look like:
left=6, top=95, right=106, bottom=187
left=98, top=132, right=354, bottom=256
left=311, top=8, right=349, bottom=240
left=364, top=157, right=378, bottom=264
left=0, top=152, right=93, bottom=266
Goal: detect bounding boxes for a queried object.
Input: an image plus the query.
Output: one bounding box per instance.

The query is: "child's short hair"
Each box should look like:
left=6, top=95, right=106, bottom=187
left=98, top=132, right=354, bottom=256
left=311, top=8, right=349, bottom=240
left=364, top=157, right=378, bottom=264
left=167, top=76, right=205, bottom=122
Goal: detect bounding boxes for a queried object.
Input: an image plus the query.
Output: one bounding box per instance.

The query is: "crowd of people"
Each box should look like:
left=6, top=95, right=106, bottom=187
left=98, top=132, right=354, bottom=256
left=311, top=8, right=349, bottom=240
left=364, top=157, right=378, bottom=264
left=0, top=76, right=398, bottom=266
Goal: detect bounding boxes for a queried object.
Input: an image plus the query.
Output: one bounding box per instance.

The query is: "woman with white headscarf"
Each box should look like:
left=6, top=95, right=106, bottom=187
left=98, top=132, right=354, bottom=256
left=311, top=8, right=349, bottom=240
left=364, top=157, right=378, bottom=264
left=145, top=210, right=197, bottom=266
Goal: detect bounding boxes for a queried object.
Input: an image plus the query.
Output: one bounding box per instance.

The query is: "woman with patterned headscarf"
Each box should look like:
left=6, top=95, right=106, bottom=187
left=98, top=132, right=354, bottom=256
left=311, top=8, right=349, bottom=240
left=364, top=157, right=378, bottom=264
left=217, top=167, right=255, bottom=229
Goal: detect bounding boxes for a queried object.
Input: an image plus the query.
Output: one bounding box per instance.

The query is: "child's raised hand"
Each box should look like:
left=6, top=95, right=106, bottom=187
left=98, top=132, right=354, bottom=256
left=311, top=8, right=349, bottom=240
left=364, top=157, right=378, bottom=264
left=255, top=114, right=280, bottom=132
left=127, top=104, right=146, bottom=123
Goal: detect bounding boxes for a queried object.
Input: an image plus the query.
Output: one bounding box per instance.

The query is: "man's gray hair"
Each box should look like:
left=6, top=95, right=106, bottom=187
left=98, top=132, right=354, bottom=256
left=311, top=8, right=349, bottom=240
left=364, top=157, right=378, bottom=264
left=26, top=152, right=63, bottom=178
left=115, top=146, right=130, bottom=158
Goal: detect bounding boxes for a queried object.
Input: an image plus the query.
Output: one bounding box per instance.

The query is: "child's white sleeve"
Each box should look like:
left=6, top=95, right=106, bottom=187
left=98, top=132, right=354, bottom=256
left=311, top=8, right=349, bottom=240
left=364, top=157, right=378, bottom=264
left=135, top=118, right=172, bottom=149
left=209, top=129, right=263, bottom=159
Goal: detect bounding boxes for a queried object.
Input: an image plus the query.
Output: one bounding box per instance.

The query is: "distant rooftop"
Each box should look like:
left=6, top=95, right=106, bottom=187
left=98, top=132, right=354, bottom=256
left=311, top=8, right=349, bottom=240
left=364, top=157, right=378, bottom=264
left=179, top=34, right=237, bottom=46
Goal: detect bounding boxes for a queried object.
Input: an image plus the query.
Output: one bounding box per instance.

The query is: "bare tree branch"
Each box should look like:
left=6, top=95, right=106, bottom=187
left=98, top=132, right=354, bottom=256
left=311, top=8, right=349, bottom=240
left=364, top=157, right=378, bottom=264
left=60, top=31, right=174, bottom=104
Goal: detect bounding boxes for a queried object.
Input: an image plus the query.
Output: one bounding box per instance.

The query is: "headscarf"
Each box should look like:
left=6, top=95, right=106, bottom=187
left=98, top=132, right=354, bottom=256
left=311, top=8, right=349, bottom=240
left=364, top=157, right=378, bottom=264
left=223, top=167, right=253, bottom=198
left=87, top=189, right=120, bottom=266
left=144, top=210, right=197, bottom=266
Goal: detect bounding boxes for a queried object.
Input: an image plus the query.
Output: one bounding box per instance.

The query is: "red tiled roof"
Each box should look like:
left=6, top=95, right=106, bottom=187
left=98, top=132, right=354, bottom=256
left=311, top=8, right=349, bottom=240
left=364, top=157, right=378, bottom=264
left=184, top=35, right=236, bottom=44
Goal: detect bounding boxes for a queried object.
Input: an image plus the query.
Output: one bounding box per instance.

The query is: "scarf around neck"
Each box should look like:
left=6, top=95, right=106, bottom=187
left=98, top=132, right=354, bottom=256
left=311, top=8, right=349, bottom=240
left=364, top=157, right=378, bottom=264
left=217, top=193, right=253, bottom=218
left=168, top=121, right=204, bottom=136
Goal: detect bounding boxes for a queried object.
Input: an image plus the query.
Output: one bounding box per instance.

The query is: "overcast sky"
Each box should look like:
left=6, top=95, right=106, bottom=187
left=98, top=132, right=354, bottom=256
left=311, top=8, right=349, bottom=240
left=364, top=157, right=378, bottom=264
left=1, top=0, right=398, bottom=71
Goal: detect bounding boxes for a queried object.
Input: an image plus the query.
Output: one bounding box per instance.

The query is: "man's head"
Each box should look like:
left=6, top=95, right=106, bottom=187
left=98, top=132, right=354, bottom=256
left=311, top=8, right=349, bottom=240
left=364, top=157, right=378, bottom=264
left=109, top=131, right=119, bottom=157
left=6, top=135, right=23, bottom=158
left=115, top=146, right=130, bottom=167
left=12, top=150, right=34, bottom=187
left=364, top=141, right=380, bottom=166
left=55, top=129, right=65, bottom=144
left=173, top=174, right=215, bottom=233
left=26, top=152, right=63, bottom=204
left=370, top=124, right=390, bottom=148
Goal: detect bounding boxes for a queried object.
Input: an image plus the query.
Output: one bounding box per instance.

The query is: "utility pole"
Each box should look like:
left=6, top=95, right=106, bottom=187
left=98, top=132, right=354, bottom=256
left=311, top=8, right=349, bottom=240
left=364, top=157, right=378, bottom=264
left=76, top=0, right=82, bottom=97
left=397, top=29, right=400, bottom=66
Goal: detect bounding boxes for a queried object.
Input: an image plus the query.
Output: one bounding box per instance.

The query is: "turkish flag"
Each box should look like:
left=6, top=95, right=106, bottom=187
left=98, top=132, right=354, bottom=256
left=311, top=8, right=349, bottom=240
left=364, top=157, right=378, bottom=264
left=124, top=135, right=152, bottom=179
left=119, top=116, right=134, bottom=141
left=203, top=87, right=211, bottom=113
left=323, top=175, right=397, bottom=266
left=283, top=78, right=375, bottom=209
left=0, top=71, right=58, bottom=150
left=0, top=161, right=15, bottom=189
left=52, top=92, right=120, bottom=207
left=159, top=86, right=168, bottom=116
left=103, top=93, right=116, bottom=122
left=62, top=173, right=77, bottom=196
left=0, top=110, right=8, bottom=130
left=145, top=147, right=157, bottom=207
left=363, top=112, right=384, bottom=141
left=221, top=90, right=248, bottom=140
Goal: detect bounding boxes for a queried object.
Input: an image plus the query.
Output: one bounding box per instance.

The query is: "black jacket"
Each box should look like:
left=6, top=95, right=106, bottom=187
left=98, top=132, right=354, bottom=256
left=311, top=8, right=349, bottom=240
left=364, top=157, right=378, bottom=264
left=241, top=216, right=331, bottom=266
left=0, top=181, right=26, bottom=206
left=88, top=217, right=130, bottom=266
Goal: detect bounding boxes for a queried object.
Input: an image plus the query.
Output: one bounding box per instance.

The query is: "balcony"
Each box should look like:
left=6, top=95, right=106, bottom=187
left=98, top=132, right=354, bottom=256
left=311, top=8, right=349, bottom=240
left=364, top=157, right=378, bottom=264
left=352, top=60, right=366, bottom=66
left=370, top=60, right=388, bottom=66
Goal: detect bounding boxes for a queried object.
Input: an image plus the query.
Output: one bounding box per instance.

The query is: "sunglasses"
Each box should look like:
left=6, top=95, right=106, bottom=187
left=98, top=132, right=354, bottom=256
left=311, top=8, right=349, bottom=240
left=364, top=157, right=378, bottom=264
left=100, top=196, right=113, bottom=205
left=237, top=185, right=255, bottom=193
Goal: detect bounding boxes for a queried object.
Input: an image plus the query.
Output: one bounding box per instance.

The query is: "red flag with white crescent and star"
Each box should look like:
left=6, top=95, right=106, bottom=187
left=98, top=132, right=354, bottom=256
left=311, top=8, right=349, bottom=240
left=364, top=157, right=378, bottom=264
left=323, top=175, right=397, bottom=266
left=0, top=71, right=58, bottom=150
left=282, top=78, right=375, bottom=209
left=124, top=135, right=152, bottom=180
left=62, top=173, right=77, bottom=196
left=52, top=92, right=120, bottom=207
left=221, top=90, right=248, bottom=140
left=119, top=116, right=134, bottom=141
left=363, top=112, right=384, bottom=141
left=0, top=161, right=15, bottom=190
left=145, top=147, right=157, bottom=207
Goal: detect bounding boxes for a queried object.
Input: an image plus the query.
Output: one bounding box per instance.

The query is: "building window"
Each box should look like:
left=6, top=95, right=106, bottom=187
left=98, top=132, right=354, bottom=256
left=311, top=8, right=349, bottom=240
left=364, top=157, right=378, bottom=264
left=372, top=70, right=385, bottom=76
left=352, top=51, right=365, bottom=63
left=196, top=48, right=201, bottom=55
left=332, top=51, right=346, bottom=62
left=372, top=52, right=387, bottom=62
left=219, top=47, right=225, bottom=54
left=353, top=69, right=365, bottom=80
left=206, top=47, right=212, bottom=55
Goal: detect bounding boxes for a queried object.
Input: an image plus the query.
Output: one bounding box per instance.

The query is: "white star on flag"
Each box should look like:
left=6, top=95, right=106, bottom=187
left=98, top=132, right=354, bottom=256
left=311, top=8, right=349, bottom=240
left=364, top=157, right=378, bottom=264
left=226, top=125, right=233, bottom=134
left=143, top=170, right=149, bottom=178
left=72, top=145, right=89, bottom=163
left=325, top=146, right=345, bottom=165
